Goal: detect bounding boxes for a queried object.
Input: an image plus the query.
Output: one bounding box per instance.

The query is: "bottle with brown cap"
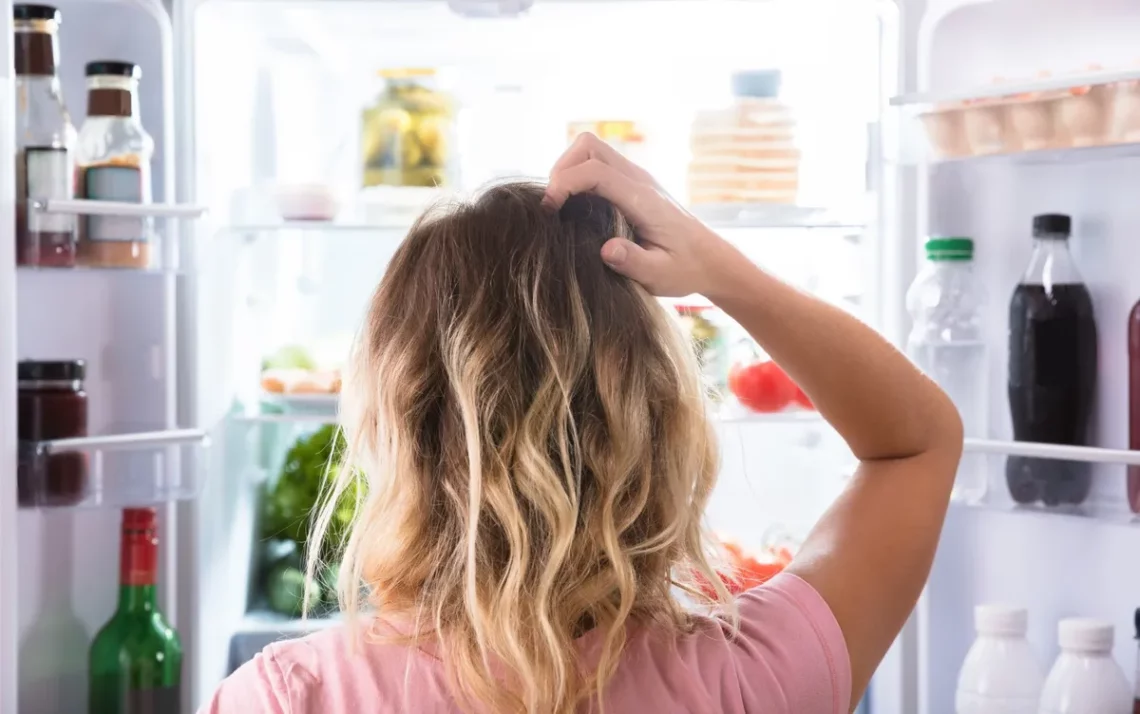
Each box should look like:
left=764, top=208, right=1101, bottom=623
left=76, top=61, right=155, bottom=269
left=13, top=3, right=77, bottom=267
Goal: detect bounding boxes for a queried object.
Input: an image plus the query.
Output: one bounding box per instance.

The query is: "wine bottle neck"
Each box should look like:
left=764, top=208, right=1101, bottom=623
left=118, top=583, right=157, bottom=613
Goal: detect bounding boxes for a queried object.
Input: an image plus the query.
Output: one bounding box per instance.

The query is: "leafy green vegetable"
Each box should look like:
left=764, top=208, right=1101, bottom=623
left=261, top=344, right=317, bottom=372
left=261, top=424, right=360, bottom=562
left=265, top=563, right=322, bottom=617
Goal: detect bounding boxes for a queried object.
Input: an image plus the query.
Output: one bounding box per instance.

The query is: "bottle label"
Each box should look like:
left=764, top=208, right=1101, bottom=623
left=82, top=165, right=147, bottom=242
left=124, top=684, right=180, bottom=714
left=89, top=677, right=180, bottom=714
left=23, top=147, right=73, bottom=233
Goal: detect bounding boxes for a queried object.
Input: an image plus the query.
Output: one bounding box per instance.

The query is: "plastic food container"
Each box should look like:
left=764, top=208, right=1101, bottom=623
left=1110, top=78, right=1140, bottom=143
left=910, top=72, right=1137, bottom=160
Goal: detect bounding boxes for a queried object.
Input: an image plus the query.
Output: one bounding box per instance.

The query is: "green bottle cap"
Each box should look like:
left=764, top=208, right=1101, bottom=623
left=925, top=237, right=973, bottom=261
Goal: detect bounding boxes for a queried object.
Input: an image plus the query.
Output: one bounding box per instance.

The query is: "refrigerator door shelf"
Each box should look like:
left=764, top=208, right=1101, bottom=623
left=34, top=199, right=208, bottom=219
left=953, top=439, right=1140, bottom=524
left=18, top=428, right=209, bottom=510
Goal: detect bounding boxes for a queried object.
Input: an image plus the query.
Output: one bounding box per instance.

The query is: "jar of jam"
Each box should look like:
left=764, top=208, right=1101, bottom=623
left=17, top=359, right=88, bottom=506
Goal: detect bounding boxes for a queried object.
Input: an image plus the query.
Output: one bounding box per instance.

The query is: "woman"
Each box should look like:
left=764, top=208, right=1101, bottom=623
left=203, top=135, right=961, bottom=714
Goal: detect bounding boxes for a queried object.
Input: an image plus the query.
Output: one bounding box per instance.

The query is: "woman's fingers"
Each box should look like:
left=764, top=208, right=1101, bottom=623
left=549, top=132, right=656, bottom=186
left=543, top=159, right=657, bottom=228
left=599, top=237, right=671, bottom=289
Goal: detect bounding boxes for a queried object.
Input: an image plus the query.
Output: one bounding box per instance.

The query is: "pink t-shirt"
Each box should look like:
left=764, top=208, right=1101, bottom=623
left=200, top=573, right=850, bottom=714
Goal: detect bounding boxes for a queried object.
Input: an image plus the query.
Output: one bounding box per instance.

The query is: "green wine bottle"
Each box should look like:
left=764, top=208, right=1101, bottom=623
left=88, top=508, right=182, bottom=714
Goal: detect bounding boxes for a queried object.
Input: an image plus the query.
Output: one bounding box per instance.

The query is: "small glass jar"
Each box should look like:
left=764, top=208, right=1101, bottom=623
left=14, top=3, right=77, bottom=268
left=17, top=359, right=89, bottom=506
left=361, top=68, right=454, bottom=188
left=671, top=303, right=728, bottom=401
left=75, top=60, right=155, bottom=269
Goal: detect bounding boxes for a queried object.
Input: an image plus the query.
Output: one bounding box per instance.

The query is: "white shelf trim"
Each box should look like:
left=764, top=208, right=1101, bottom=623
left=34, top=199, right=208, bottom=218
left=963, top=438, right=1140, bottom=466
left=37, top=428, right=209, bottom=454
left=233, top=413, right=338, bottom=425
left=890, top=67, right=1140, bottom=107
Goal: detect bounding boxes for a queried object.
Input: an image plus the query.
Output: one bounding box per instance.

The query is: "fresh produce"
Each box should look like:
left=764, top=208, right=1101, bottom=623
left=727, top=357, right=815, bottom=414
left=261, top=425, right=360, bottom=562
left=728, top=360, right=796, bottom=413
left=694, top=540, right=795, bottom=598
left=265, top=561, right=323, bottom=617
left=261, top=344, right=317, bottom=372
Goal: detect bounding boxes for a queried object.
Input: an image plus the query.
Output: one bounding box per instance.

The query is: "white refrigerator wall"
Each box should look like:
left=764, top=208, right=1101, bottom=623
left=918, top=0, right=1140, bottom=710
left=12, top=1, right=179, bottom=712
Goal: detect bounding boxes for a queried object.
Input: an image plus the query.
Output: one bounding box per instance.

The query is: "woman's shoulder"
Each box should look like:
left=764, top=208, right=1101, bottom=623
left=198, top=621, right=452, bottom=714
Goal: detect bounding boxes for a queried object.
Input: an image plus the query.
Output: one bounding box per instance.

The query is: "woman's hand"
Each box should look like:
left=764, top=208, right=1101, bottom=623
left=543, top=133, right=729, bottom=298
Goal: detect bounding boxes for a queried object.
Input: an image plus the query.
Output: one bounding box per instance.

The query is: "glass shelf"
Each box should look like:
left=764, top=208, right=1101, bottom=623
left=33, top=198, right=208, bottom=219
left=18, top=429, right=210, bottom=509
left=237, top=608, right=342, bottom=635
left=949, top=438, right=1140, bottom=524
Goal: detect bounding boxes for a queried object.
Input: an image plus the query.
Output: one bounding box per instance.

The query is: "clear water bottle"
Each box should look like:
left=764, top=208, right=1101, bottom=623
left=906, top=237, right=987, bottom=502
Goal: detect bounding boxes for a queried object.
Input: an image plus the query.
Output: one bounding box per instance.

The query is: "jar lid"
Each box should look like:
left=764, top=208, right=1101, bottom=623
left=14, top=4, right=60, bottom=22
left=18, top=359, right=85, bottom=382
left=732, top=70, right=782, bottom=99
left=925, top=236, right=974, bottom=261
left=86, top=60, right=141, bottom=79
left=974, top=604, right=1027, bottom=636
left=378, top=68, right=436, bottom=79
left=1058, top=617, right=1114, bottom=653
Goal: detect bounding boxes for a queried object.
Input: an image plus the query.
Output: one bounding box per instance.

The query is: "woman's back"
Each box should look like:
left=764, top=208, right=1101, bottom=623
left=205, top=573, right=848, bottom=713
left=202, top=137, right=962, bottom=714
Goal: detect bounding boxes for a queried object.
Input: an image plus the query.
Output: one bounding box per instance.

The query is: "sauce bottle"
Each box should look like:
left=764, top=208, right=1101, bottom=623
left=13, top=3, right=77, bottom=267
left=75, top=61, right=155, bottom=269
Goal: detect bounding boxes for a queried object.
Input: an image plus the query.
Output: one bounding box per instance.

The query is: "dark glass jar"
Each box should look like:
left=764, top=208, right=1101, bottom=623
left=17, top=359, right=88, bottom=506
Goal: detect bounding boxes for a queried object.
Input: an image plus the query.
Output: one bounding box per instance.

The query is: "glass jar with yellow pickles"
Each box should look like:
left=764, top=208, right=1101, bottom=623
left=361, top=69, right=453, bottom=188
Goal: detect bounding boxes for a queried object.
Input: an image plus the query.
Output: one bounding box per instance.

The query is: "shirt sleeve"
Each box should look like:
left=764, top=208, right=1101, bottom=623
left=731, top=572, right=852, bottom=714
left=196, top=649, right=291, bottom=714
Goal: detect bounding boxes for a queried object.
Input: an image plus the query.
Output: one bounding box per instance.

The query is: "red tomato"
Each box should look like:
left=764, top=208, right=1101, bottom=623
left=728, top=360, right=796, bottom=413
left=791, top=382, right=814, bottom=410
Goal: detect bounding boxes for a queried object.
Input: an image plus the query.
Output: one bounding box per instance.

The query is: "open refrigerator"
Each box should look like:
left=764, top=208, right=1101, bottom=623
left=2, top=0, right=1140, bottom=712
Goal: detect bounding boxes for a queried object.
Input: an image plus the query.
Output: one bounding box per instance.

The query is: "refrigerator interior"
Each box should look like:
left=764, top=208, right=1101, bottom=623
left=183, top=0, right=891, bottom=706
left=903, top=0, right=1140, bottom=711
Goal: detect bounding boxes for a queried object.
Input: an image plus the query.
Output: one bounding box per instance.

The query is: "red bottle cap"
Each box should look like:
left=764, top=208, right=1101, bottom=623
left=120, top=507, right=158, bottom=585
left=122, top=507, right=157, bottom=531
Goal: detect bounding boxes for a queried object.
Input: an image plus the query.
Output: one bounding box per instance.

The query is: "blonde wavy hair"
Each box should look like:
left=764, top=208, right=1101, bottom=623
left=306, top=181, right=732, bottom=713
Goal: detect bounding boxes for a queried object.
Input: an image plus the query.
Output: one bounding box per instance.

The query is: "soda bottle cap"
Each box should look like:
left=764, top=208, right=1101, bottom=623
left=925, top=237, right=973, bottom=261
left=1032, top=213, right=1071, bottom=238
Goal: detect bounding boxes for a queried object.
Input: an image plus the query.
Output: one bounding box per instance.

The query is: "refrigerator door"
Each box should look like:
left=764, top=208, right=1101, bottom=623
left=0, top=7, right=19, bottom=714
left=897, top=0, right=1140, bottom=712
left=8, top=0, right=193, bottom=712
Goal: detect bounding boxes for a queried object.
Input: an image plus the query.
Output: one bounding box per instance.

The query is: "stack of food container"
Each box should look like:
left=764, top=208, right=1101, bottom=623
left=687, top=70, right=801, bottom=206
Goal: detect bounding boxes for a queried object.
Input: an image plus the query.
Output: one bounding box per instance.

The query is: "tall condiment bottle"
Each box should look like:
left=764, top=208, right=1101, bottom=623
left=88, top=508, right=182, bottom=713
left=76, top=61, right=155, bottom=269
left=13, top=3, right=76, bottom=267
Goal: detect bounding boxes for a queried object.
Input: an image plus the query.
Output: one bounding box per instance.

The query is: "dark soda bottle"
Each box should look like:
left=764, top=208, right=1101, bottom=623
left=1006, top=214, right=1098, bottom=507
